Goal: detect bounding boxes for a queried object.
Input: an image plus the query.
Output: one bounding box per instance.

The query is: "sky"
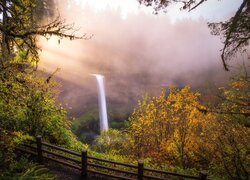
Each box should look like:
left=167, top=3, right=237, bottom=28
left=73, top=0, right=239, bottom=22
left=39, top=0, right=243, bottom=114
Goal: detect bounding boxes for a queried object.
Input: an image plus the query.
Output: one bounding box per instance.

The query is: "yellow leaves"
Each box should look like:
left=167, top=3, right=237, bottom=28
left=125, top=67, right=250, bottom=176
left=127, top=85, right=215, bottom=167
left=219, top=69, right=250, bottom=127
left=231, top=81, right=246, bottom=87
left=224, top=91, right=230, bottom=95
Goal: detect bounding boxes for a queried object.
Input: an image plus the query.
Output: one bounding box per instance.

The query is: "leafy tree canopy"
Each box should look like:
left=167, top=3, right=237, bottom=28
left=0, top=0, right=87, bottom=67
left=0, top=0, right=87, bottom=151
left=122, top=85, right=250, bottom=179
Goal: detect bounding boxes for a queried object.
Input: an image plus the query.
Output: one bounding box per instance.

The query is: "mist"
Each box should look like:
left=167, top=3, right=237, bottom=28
left=39, top=1, right=231, bottom=116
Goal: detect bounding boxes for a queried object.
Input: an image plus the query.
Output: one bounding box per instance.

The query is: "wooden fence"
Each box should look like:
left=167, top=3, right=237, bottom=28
left=16, top=136, right=209, bottom=180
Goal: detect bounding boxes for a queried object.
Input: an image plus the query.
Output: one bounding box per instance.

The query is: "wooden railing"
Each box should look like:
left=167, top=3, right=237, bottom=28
left=16, top=136, right=209, bottom=180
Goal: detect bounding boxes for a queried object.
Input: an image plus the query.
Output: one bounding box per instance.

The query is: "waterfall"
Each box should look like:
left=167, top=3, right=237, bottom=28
left=93, top=74, right=109, bottom=131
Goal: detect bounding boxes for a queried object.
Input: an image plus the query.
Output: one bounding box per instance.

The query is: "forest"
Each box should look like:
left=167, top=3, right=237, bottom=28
left=0, top=0, right=249, bottom=180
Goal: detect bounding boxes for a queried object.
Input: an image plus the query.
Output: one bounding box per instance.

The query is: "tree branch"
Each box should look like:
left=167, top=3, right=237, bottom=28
left=221, top=0, right=248, bottom=71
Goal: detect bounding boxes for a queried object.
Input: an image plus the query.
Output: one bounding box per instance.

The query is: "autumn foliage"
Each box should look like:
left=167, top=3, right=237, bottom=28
left=126, top=87, right=213, bottom=168
left=96, top=80, right=250, bottom=179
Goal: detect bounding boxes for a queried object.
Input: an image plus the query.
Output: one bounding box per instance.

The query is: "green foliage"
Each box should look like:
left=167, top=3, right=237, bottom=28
left=1, top=158, right=56, bottom=180
left=71, top=109, right=99, bottom=144
left=0, top=0, right=82, bottom=65
left=0, top=0, right=86, bottom=148
left=0, top=129, right=32, bottom=171
left=0, top=130, right=58, bottom=180
left=93, top=129, right=128, bottom=154
left=110, top=121, right=125, bottom=129
left=126, top=86, right=212, bottom=169
left=107, top=103, right=132, bottom=129
left=1, top=1, right=249, bottom=179
left=0, top=2, right=87, bottom=178
left=217, top=64, right=250, bottom=126
left=18, top=165, right=55, bottom=180
left=72, top=106, right=129, bottom=144
left=0, top=71, right=82, bottom=148
left=99, top=81, right=249, bottom=179
left=207, top=121, right=250, bottom=180
left=0, top=0, right=87, bottom=179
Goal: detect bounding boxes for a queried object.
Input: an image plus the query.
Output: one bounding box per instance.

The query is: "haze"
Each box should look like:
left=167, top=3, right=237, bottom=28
left=38, top=0, right=239, bottom=115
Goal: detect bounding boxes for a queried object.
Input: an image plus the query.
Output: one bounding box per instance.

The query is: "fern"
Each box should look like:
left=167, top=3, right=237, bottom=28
left=18, top=165, right=56, bottom=180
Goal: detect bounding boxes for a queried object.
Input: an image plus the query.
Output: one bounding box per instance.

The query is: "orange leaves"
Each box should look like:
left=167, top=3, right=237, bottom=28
left=231, top=81, right=246, bottom=87
left=126, top=86, right=214, bottom=168
left=219, top=67, right=250, bottom=126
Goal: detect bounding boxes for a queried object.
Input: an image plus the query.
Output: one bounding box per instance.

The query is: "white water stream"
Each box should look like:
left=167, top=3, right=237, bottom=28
left=93, top=74, right=109, bottom=131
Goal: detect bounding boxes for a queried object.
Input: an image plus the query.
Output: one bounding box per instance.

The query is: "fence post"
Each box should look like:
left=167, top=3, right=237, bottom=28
left=81, top=149, right=88, bottom=179
left=138, top=160, right=144, bottom=180
left=36, top=136, right=42, bottom=163
left=199, top=171, right=207, bottom=180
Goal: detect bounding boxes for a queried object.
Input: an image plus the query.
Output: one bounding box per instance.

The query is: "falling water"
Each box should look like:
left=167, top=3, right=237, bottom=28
left=93, top=74, right=109, bottom=131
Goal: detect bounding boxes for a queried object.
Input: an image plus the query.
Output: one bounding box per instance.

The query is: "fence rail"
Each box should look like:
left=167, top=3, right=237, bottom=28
left=16, top=136, right=208, bottom=180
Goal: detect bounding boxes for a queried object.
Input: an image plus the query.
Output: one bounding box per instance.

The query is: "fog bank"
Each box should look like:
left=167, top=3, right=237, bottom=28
left=39, top=1, right=230, bottom=115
